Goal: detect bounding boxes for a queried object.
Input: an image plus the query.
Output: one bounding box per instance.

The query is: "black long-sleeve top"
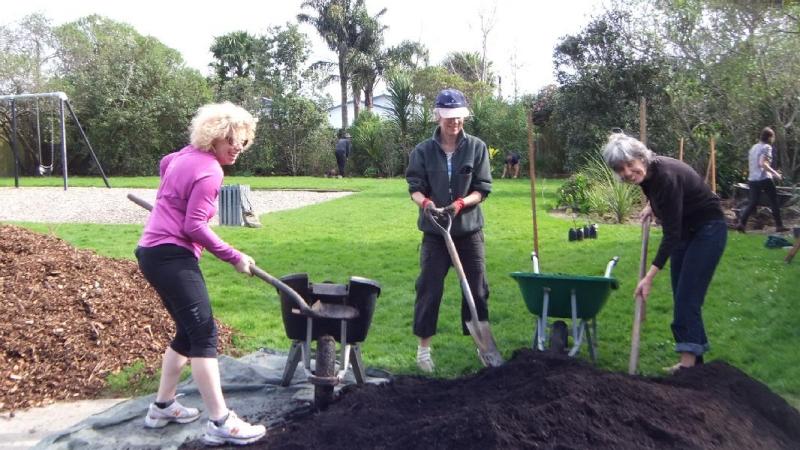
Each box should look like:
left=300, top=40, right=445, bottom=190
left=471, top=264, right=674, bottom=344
left=335, top=138, right=351, bottom=157
left=639, top=156, right=724, bottom=269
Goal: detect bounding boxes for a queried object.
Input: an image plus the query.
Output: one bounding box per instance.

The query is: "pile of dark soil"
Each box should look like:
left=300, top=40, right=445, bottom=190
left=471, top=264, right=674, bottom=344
left=189, top=349, right=800, bottom=450
left=0, top=224, right=232, bottom=411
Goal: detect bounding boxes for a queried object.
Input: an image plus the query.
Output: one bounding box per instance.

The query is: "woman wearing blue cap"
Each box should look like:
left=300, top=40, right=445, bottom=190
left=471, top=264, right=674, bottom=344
left=405, top=88, right=493, bottom=372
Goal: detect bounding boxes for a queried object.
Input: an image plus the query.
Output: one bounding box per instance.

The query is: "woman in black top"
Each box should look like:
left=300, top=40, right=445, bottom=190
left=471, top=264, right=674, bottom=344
left=602, top=133, right=727, bottom=372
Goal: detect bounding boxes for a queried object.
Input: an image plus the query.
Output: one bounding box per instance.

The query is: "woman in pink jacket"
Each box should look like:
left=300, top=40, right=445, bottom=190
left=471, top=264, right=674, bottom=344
left=135, top=102, right=265, bottom=446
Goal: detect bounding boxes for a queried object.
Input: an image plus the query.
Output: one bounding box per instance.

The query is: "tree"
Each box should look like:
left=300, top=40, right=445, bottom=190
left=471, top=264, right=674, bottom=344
left=263, top=93, right=331, bottom=176
left=263, top=24, right=317, bottom=95
left=209, top=31, right=261, bottom=82
left=298, top=0, right=382, bottom=130
left=386, top=69, right=416, bottom=164
left=649, top=0, right=800, bottom=181
left=53, top=15, right=212, bottom=175
left=355, top=40, right=427, bottom=112
left=441, top=51, right=492, bottom=84
left=551, top=9, right=673, bottom=170
left=410, top=66, right=491, bottom=109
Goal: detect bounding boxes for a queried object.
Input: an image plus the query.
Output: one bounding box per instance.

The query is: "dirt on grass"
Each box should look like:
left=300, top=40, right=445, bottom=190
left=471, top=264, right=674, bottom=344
left=0, top=224, right=232, bottom=412
left=181, top=349, right=800, bottom=450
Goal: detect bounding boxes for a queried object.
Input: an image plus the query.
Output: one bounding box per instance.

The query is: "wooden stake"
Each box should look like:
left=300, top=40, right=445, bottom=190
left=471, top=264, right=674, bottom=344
left=710, top=137, right=716, bottom=193
left=629, top=219, right=651, bottom=375
left=639, top=97, right=647, bottom=146
left=678, top=137, right=684, bottom=161
left=527, top=109, right=539, bottom=256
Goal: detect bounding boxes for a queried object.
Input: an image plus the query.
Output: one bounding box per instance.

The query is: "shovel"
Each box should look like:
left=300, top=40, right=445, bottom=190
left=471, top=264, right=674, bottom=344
left=425, top=209, right=503, bottom=367
left=126, top=193, right=358, bottom=320
left=628, top=216, right=651, bottom=375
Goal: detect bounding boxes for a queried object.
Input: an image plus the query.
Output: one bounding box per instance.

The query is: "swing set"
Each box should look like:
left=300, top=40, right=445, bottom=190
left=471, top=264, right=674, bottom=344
left=0, top=91, right=110, bottom=190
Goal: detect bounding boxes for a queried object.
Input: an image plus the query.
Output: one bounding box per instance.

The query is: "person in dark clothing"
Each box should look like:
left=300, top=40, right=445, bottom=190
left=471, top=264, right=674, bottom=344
left=405, top=88, right=493, bottom=372
left=736, top=127, right=789, bottom=233
left=602, top=133, right=727, bottom=373
left=501, top=152, right=520, bottom=178
left=334, top=130, right=352, bottom=177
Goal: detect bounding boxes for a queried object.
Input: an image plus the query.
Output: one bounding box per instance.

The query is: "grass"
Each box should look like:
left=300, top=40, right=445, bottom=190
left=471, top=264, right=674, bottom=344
left=4, top=175, right=800, bottom=404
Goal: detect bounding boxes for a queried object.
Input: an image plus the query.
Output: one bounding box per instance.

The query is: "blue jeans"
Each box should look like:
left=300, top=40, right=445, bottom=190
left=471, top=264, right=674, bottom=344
left=669, top=220, right=727, bottom=356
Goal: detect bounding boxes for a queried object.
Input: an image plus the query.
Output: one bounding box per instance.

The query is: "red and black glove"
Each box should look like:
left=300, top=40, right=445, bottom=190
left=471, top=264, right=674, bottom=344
left=422, top=198, right=447, bottom=218
left=444, top=198, right=465, bottom=216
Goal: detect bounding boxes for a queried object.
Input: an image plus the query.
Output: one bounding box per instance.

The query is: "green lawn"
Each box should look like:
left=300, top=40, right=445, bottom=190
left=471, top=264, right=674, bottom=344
left=5, top=175, right=799, bottom=406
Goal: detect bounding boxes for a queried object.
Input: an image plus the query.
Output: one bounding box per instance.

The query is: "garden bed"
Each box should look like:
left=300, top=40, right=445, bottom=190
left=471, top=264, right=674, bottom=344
left=184, top=350, right=800, bottom=449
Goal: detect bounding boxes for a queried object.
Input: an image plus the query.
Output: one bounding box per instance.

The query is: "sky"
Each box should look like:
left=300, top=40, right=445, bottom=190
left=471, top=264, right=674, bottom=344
left=4, top=0, right=605, bottom=100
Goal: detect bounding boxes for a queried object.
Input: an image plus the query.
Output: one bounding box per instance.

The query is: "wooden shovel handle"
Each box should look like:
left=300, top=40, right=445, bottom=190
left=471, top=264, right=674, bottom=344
left=629, top=218, right=651, bottom=375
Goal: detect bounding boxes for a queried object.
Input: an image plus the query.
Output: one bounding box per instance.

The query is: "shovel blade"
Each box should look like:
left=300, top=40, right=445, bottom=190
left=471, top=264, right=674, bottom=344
left=465, top=320, right=504, bottom=367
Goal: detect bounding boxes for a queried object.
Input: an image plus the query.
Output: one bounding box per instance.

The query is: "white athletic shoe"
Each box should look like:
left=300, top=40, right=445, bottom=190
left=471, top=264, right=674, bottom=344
left=144, top=397, right=201, bottom=428
left=416, top=345, right=435, bottom=373
left=202, top=410, right=267, bottom=446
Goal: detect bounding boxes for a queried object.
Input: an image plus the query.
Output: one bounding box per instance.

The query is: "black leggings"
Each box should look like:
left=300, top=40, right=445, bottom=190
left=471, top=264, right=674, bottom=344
left=738, top=178, right=783, bottom=228
left=135, top=245, right=218, bottom=358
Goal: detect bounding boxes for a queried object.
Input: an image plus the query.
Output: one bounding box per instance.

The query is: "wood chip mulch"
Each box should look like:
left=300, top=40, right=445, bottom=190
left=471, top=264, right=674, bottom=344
left=0, top=224, right=233, bottom=412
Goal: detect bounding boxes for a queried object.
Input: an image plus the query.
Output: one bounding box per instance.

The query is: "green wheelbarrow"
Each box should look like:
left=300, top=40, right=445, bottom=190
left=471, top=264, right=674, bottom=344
left=510, top=254, right=619, bottom=363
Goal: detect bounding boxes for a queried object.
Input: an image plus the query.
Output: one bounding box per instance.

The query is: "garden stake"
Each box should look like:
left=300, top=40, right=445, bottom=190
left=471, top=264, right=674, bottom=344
left=628, top=217, right=650, bottom=375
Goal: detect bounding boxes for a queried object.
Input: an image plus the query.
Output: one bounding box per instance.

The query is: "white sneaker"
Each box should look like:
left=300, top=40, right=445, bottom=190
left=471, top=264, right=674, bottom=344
left=202, top=410, right=266, bottom=446
left=416, top=346, right=435, bottom=373
left=144, top=397, right=201, bottom=428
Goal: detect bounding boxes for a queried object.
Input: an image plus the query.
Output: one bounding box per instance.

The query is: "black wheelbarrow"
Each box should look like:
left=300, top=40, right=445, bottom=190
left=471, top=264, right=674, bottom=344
left=510, top=254, right=619, bottom=363
left=275, top=273, right=381, bottom=409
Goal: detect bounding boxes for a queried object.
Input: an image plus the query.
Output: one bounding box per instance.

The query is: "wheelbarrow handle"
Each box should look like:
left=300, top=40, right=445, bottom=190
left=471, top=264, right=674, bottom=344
left=604, top=256, right=620, bottom=278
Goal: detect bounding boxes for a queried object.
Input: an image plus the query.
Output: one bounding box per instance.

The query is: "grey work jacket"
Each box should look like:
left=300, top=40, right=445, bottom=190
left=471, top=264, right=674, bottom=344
left=406, top=128, right=492, bottom=237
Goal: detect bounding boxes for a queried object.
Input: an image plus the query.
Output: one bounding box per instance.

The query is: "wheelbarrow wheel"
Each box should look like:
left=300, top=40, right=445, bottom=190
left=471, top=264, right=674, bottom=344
left=550, top=320, right=568, bottom=354
left=314, top=334, right=336, bottom=410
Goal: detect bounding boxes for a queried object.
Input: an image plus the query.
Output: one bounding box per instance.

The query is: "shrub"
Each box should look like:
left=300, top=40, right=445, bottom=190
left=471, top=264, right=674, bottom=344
left=582, top=155, right=642, bottom=223
left=556, top=173, right=592, bottom=213
left=556, top=154, right=642, bottom=222
left=350, top=112, right=401, bottom=177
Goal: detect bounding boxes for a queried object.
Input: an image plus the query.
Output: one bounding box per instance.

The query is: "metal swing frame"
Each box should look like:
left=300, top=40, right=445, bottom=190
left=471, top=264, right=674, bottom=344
left=0, top=91, right=110, bottom=190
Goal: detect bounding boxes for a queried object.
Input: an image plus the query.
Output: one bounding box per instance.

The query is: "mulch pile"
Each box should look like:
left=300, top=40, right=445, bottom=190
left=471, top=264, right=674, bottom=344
left=186, top=349, right=800, bottom=450
left=0, top=224, right=232, bottom=412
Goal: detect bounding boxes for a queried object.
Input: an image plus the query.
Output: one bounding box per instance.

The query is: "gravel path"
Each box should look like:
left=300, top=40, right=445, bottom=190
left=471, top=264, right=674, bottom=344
left=0, top=187, right=352, bottom=224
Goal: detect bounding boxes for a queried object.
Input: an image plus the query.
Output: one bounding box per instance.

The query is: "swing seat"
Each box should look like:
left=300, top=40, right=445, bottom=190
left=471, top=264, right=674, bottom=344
left=38, top=165, right=53, bottom=176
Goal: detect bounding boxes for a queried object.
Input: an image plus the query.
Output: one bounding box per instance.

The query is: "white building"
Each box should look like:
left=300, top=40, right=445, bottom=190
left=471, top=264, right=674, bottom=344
left=326, top=94, right=394, bottom=130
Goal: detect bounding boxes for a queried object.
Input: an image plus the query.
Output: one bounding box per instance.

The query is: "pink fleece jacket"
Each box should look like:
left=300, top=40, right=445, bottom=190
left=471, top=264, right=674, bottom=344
left=138, top=145, right=242, bottom=265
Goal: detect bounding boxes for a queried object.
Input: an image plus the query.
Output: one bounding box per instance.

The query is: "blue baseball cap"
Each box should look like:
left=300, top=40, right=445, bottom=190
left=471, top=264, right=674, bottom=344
left=434, top=88, right=470, bottom=118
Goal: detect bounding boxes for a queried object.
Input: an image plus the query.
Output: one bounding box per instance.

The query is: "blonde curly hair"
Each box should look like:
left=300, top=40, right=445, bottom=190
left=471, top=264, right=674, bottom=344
left=189, top=102, right=257, bottom=151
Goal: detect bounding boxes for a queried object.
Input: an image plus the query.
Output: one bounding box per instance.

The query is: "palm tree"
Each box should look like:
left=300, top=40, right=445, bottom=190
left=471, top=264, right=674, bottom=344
left=298, top=0, right=384, bottom=129
left=209, top=31, right=261, bottom=81
left=357, top=40, right=427, bottom=112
